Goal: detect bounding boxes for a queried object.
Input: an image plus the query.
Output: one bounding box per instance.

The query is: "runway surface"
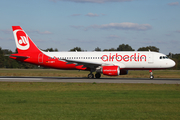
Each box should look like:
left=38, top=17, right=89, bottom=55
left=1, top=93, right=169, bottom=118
left=0, top=77, right=180, bottom=84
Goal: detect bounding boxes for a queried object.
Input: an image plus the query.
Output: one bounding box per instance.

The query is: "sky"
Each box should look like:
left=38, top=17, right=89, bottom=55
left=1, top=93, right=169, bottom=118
left=0, top=0, right=180, bottom=54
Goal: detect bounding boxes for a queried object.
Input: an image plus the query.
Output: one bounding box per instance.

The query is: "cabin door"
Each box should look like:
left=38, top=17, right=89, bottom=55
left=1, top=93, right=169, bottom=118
left=38, top=53, right=44, bottom=63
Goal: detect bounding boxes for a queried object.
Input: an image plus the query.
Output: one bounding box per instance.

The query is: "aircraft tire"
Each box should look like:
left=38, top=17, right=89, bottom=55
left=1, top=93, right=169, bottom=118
left=88, top=73, right=94, bottom=79
left=95, top=73, right=101, bottom=78
left=150, top=75, right=154, bottom=79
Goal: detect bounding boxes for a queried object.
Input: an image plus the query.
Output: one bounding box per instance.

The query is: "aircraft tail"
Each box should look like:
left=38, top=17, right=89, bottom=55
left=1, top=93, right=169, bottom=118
left=12, top=26, right=41, bottom=53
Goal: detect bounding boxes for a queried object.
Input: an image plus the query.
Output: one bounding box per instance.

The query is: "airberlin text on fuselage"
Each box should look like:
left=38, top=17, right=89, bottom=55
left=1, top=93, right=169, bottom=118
left=102, top=53, right=146, bottom=62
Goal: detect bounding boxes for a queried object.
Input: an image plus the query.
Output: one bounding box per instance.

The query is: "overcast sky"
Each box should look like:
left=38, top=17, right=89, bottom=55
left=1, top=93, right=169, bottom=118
left=0, top=0, right=180, bottom=54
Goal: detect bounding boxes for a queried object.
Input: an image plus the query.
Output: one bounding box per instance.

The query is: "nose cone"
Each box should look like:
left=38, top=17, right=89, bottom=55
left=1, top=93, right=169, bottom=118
left=169, top=59, right=176, bottom=68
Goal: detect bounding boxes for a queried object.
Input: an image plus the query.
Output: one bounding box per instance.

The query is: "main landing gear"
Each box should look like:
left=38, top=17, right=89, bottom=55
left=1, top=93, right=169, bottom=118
left=88, top=72, right=101, bottom=79
left=88, top=73, right=94, bottom=79
left=149, top=70, right=154, bottom=79
left=95, top=72, right=101, bottom=78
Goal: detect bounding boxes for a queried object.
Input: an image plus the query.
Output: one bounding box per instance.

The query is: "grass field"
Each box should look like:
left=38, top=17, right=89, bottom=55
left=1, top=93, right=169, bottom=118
left=0, top=83, right=180, bottom=120
left=0, top=69, right=180, bottom=78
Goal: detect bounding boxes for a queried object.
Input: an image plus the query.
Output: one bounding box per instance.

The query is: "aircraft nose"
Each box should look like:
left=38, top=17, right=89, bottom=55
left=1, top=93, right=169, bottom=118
left=170, top=60, right=176, bottom=67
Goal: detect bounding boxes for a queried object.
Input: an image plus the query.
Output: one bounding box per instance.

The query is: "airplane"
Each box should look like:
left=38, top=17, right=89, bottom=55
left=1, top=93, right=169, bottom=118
left=9, top=26, right=176, bottom=79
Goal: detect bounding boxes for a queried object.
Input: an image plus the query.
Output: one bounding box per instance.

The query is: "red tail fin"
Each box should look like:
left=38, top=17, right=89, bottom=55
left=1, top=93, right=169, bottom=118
left=12, top=26, right=41, bottom=53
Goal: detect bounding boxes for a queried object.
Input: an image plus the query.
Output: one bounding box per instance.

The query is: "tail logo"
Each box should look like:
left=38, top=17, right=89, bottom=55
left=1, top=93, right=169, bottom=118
left=14, top=29, right=30, bottom=50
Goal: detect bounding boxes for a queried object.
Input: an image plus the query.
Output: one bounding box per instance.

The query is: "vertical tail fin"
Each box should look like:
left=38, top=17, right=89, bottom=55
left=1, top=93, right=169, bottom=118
left=12, top=26, right=41, bottom=53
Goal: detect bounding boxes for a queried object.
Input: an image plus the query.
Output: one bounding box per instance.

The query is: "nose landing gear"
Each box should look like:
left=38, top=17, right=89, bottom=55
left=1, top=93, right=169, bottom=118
left=149, top=70, right=154, bottom=79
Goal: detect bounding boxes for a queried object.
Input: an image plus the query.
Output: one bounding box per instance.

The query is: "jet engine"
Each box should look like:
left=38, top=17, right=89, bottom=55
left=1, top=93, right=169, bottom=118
left=96, top=66, right=128, bottom=76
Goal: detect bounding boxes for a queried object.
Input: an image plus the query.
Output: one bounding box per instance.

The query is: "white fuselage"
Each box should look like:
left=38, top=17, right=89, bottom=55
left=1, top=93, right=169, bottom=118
left=42, top=51, right=175, bottom=70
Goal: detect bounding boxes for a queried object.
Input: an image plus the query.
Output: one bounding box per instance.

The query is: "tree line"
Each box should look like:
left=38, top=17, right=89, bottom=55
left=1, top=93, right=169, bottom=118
left=0, top=44, right=179, bottom=69
left=70, top=44, right=159, bottom=52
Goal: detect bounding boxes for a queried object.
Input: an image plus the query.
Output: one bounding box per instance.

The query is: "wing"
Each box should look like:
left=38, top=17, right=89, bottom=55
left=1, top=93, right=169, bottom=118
left=62, top=59, right=114, bottom=69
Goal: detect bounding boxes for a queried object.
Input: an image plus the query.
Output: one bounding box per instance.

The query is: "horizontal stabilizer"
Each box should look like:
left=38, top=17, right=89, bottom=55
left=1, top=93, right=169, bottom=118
left=10, top=55, right=29, bottom=59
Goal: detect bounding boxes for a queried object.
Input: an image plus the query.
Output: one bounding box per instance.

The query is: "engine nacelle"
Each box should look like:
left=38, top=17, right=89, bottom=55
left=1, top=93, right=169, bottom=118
left=97, top=66, right=120, bottom=76
left=96, top=66, right=128, bottom=76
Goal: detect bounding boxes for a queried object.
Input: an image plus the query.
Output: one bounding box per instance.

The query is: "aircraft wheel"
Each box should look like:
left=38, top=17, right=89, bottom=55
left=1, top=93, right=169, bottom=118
left=150, top=75, right=154, bottom=79
left=149, top=70, right=154, bottom=79
left=88, top=73, right=94, bottom=79
left=95, top=73, right=101, bottom=78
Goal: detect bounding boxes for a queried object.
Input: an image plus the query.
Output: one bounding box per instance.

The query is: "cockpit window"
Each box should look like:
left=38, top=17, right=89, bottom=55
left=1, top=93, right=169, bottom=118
left=160, top=56, right=168, bottom=59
